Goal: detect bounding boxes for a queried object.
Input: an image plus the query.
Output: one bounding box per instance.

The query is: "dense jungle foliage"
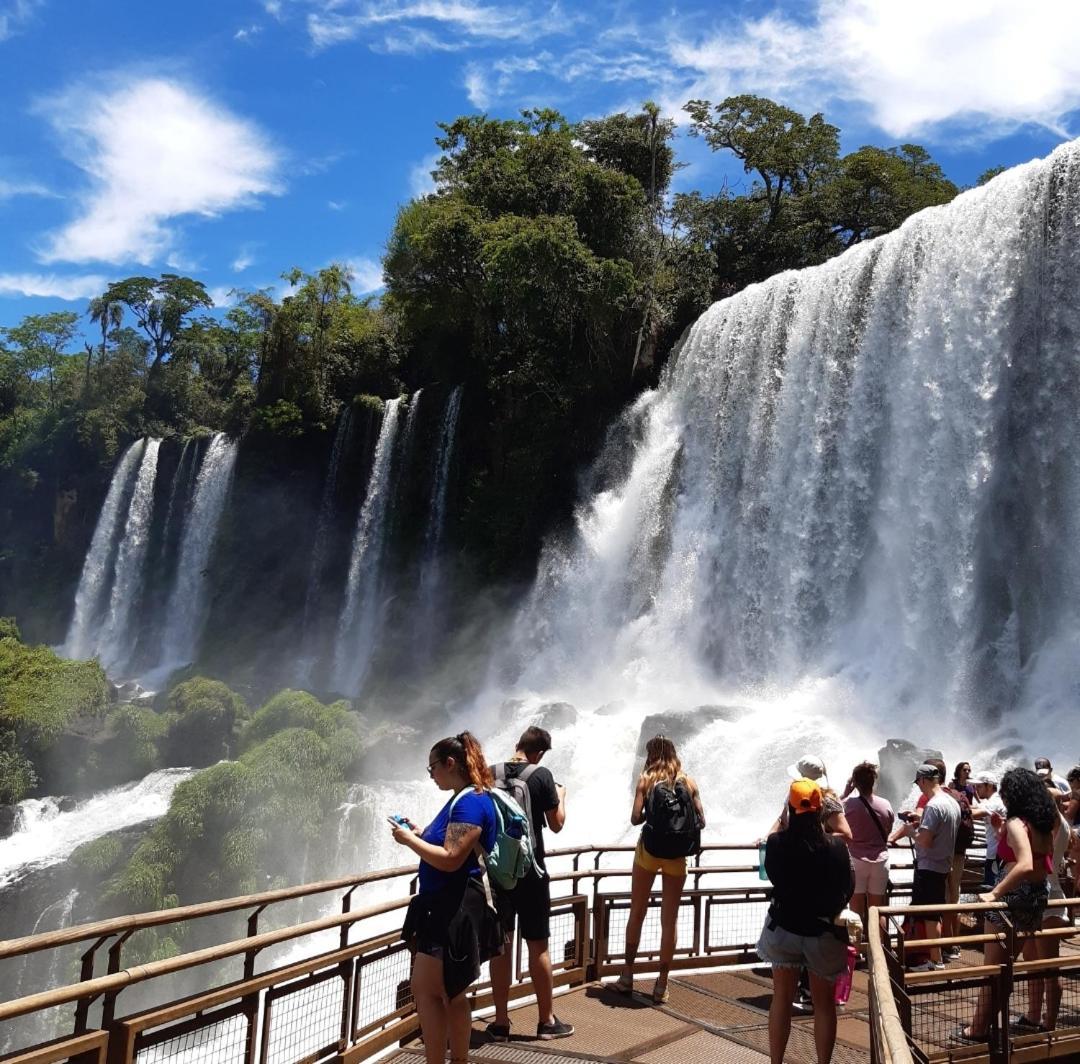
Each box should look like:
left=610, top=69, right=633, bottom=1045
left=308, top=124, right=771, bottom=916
left=0, top=95, right=991, bottom=929
left=0, top=96, right=964, bottom=602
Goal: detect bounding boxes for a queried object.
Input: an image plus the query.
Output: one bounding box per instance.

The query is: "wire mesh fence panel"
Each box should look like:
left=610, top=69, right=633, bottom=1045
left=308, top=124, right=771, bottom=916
left=704, top=898, right=770, bottom=953
left=136, top=1009, right=248, bottom=1064
left=907, top=978, right=995, bottom=1056
left=263, top=971, right=344, bottom=1064
left=354, top=945, right=412, bottom=1033
left=548, top=910, right=580, bottom=969
left=603, top=898, right=696, bottom=959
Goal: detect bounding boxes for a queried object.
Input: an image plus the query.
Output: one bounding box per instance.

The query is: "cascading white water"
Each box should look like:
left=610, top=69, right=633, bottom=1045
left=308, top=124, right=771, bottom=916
left=0, top=768, right=193, bottom=888
left=96, top=438, right=161, bottom=674
left=468, top=141, right=1080, bottom=841
left=158, top=433, right=239, bottom=672
left=296, top=409, right=354, bottom=685
left=414, top=386, right=463, bottom=661
left=62, top=440, right=144, bottom=660
left=331, top=398, right=403, bottom=694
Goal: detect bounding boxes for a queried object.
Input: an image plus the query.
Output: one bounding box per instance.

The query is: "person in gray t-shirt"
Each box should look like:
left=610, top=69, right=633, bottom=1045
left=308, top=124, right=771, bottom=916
left=919, top=790, right=960, bottom=873
left=895, top=764, right=960, bottom=968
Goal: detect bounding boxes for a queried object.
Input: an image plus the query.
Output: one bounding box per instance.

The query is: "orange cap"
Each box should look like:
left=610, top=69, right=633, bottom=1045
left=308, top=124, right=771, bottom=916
left=788, top=778, right=822, bottom=815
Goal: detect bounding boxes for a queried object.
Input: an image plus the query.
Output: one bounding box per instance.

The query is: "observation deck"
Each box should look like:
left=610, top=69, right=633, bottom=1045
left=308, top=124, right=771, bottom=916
left=1, top=843, right=1079, bottom=1064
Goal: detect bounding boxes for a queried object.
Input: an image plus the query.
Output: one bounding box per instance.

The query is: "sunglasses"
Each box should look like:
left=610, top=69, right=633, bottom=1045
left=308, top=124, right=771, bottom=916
left=427, top=758, right=443, bottom=777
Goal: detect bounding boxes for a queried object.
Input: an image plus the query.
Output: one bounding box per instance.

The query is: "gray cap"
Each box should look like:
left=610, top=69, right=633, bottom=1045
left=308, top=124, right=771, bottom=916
left=914, top=763, right=940, bottom=782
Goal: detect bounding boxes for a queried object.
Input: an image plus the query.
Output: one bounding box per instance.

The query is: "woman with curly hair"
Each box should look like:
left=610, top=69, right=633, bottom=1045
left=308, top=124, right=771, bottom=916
left=954, top=767, right=1058, bottom=1045
left=393, top=732, right=502, bottom=1064
left=611, top=735, right=705, bottom=1003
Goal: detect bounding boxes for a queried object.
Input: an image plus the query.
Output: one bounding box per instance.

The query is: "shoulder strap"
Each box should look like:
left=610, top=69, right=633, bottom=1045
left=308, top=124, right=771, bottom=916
left=857, top=795, right=890, bottom=845
left=454, top=788, right=497, bottom=911
left=493, top=763, right=505, bottom=782
left=518, top=764, right=538, bottom=782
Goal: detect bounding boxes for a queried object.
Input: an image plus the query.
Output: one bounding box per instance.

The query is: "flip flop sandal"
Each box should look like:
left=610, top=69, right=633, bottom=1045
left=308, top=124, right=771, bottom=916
left=1010, top=1014, right=1048, bottom=1032
left=952, top=1027, right=987, bottom=1044
left=652, top=981, right=669, bottom=1004
left=610, top=974, right=635, bottom=995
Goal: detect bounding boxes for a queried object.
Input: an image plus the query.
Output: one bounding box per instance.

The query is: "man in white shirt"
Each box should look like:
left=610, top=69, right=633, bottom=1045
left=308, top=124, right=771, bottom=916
left=971, top=772, right=1007, bottom=887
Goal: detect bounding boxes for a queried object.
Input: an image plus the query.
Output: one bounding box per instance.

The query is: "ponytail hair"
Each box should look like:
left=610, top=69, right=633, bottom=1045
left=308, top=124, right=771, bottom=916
left=431, top=731, right=490, bottom=792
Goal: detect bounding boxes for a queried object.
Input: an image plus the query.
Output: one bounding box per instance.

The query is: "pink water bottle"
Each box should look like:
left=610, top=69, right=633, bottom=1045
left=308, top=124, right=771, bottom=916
left=834, top=945, right=858, bottom=1005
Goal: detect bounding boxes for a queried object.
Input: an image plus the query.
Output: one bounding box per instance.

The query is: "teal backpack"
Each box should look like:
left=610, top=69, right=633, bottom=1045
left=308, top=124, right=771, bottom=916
left=449, top=787, right=541, bottom=891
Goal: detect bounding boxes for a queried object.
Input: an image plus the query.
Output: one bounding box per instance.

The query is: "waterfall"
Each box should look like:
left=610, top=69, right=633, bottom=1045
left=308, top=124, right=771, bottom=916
left=0, top=768, right=193, bottom=888
left=331, top=398, right=403, bottom=694
left=415, top=386, right=463, bottom=660
left=158, top=434, right=238, bottom=672
left=96, top=438, right=161, bottom=674
left=296, top=409, right=353, bottom=685
left=472, top=141, right=1080, bottom=840
left=158, top=439, right=193, bottom=567
left=62, top=440, right=144, bottom=660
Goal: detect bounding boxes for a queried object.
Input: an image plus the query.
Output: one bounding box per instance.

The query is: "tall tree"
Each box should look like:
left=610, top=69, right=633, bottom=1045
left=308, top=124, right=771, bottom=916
left=98, top=274, right=212, bottom=372
left=2, top=312, right=79, bottom=407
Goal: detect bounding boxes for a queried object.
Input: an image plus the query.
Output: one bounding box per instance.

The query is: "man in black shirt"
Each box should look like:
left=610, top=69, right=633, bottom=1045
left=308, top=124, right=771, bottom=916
left=487, top=726, right=571, bottom=1041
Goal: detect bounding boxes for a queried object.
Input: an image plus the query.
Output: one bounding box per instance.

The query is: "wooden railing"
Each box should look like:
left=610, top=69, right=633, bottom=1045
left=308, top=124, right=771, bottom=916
left=868, top=896, right=1080, bottom=1064
left=0, top=841, right=926, bottom=1064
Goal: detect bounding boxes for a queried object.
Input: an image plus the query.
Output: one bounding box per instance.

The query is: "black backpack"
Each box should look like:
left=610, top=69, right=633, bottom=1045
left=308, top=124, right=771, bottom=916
left=642, top=780, right=700, bottom=859
left=946, top=786, right=976, bottom=854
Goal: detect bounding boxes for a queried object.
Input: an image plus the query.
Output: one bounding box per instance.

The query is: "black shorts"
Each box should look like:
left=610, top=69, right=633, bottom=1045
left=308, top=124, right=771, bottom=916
left=912, top=868, right=948, bottom=918
left=494, top=868, right=551, bottom=942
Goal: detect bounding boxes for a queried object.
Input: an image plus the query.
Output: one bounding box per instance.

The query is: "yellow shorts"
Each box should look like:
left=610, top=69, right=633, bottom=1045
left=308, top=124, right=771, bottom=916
left=634, top=839, right=687, bottom=877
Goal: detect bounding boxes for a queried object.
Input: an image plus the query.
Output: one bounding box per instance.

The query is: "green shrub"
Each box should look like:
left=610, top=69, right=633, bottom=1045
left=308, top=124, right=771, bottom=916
left=241, top=689, right=352, bottom=748
left=0, top=626, right=109, bottom=792
left=101, top=705, right=165, bottom=779
left=250, top=399, right=304, bottom=437
left=70, top=834, right=125, bottom=880
left=0, top=728, right=37, bottom=804
left=163, top=677, right=247, bottom=766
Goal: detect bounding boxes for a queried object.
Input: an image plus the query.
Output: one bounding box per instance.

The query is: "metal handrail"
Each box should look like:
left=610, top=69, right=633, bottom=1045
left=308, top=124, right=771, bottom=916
left=0, top=839, right=984, bottom=1064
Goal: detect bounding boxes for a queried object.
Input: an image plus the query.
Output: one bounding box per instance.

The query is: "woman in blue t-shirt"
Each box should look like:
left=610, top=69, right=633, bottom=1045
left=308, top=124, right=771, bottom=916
left=392, top=731, right=500, bottom=1064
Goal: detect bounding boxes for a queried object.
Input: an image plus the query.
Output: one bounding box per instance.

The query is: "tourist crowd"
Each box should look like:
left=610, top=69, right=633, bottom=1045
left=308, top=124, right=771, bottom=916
left=386, top=729, right=1080, bottom=1064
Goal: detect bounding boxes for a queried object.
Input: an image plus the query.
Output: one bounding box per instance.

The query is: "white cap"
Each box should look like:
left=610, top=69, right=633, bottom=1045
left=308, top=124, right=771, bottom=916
left=788, top=755, right=827, bottom=787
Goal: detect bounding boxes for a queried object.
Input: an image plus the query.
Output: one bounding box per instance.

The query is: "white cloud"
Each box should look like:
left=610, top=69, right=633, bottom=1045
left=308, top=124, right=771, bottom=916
left=299, top=0, right=573, bottom=52
left=409, top=151, right=441, bottom=197
left=232, top=247, right=256, bottom=272
left=37, top=76, right=282, bottom=266
left=327, top=199, right=347, bottom=210
left=0, top=271, right=107, bottom=300
left=463, top=63, right=491, bottom=108
left=346, top=256, right=384, bottom=294
left=0, top=177, right=52, bottom=199
left=0, top=0, right=43, bottom=42
left=445, top=2, right=1080, bottom=143
left=234, top=23, right=263, bottom=41
left=207, top=284, right=238, bottom=306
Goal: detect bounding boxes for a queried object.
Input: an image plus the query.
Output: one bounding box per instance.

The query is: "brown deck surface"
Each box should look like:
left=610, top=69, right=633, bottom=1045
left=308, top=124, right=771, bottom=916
left=387, top=966, right=873, bottom=1063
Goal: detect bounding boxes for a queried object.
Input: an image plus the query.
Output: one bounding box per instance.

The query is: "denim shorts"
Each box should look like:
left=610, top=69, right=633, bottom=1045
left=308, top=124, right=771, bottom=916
left=756, top=918, right=848, bottom=982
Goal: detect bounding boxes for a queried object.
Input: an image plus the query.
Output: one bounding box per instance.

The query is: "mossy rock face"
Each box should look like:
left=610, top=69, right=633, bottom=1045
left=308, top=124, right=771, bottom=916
left=70, top=834, right=126, bottom=881
left=163, top=677, right=249, bottom=767
left=101, top=688, right=362, bottom=926
left=0, top=623, right=110, bottom=797
left=241, top=689, right=353, bottom=749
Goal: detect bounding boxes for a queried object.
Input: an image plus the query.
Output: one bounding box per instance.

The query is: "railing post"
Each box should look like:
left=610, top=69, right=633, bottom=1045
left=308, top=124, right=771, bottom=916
left=73, top=934, right=110, bottom=1034
left=100, top=930, right=134, bottom=1029
left=242, top=905, right=267, bottom=1064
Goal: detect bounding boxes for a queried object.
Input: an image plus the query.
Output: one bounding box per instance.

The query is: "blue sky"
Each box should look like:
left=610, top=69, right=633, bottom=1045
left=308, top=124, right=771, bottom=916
left=2, top=0, right=1080, bottom=328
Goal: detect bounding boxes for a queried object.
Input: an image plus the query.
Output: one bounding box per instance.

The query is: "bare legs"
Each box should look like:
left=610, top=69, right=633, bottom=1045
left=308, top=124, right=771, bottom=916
left=412, top=952, right=471, bottom=1064
left=618, top=863, right=687, bottom=992
left=767, top=965, right=838, bottom=1064
left=768, top=965, right=798, bottom=1063
left=490, top=937, right=556, bottom=1028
